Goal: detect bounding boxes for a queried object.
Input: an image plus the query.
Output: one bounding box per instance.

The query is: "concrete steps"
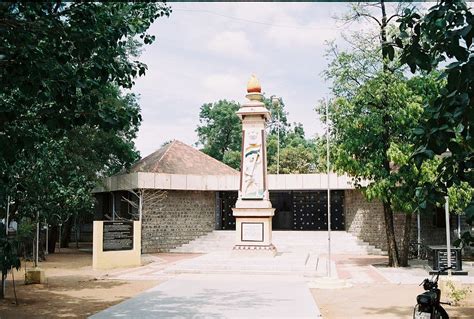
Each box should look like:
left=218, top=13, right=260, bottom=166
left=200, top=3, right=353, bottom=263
left=170, top=230, right=386, bottom=255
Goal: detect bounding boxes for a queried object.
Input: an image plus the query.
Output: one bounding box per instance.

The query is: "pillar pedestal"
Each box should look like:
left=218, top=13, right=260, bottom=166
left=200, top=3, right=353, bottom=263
left=233, top=207, right=276, bottom=256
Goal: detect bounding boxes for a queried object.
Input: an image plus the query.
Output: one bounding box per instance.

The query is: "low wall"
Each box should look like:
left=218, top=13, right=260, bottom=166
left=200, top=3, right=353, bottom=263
left=92, top=221, right=141, bottom=269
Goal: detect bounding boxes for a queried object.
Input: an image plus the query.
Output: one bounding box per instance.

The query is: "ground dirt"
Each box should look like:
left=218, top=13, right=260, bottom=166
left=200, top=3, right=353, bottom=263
left=1, top=249, right=473, bottom=318
left=0, top=248, right=160, bottom=318
left=312, top=283, right=474, bottom=319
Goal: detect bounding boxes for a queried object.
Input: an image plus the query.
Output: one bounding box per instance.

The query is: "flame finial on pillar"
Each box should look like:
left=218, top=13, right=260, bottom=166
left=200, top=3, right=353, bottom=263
left=247, top=74, right=261, bottom=93
left=246, top=75, right=263, bottom=102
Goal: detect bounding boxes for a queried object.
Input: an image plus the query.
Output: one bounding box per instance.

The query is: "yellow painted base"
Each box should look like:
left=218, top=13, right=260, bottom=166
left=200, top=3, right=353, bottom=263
left=25, top=268, right=46, bottom=284
left=92, top=221, right=142, bottom=270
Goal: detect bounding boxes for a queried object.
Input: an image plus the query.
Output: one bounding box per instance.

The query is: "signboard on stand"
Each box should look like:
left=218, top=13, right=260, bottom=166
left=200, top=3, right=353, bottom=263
left=92, top=220, right=141, bottom=269
left=428, top=245, right=464, bottom=272
left=103, top=221, right=134, bottom=251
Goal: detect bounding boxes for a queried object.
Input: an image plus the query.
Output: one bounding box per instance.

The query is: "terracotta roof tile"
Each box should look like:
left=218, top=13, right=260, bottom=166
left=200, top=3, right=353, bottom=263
left=128, top=140, right=238, bottom=175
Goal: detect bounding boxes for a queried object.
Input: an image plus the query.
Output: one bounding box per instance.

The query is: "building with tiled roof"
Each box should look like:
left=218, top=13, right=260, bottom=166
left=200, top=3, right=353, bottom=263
left=92, top=141, right=464, bottom=256
left=128, top=140, right=238, bottom=175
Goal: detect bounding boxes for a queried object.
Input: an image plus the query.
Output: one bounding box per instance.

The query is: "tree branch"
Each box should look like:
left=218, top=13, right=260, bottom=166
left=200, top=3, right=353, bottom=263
left=356, top=12, right=382, bottom=27
left=386, top=14, right=401, bottom=24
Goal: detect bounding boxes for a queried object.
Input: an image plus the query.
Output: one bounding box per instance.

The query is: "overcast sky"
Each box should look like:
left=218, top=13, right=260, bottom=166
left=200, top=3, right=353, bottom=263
left=131, top=2, right=384, bottom=157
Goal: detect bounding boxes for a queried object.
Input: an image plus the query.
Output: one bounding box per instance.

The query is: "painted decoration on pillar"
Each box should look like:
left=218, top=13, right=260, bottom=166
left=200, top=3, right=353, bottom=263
left=242, top=129, right=265, bottom=199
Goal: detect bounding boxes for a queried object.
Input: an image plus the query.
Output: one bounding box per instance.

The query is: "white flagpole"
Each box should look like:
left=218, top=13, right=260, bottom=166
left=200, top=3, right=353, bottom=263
left=326, top=98, right=331, bottom=277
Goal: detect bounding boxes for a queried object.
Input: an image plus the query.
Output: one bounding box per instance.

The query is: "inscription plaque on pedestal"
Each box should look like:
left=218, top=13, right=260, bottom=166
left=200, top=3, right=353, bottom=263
left=103, top=221, right=134, bottom=251
left=241, top=222, right=264, bottom=242
left=428, top=246, right=462, bottom=271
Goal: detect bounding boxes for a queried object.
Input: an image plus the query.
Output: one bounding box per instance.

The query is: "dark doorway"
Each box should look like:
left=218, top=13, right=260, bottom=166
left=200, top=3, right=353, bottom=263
left=270, top=192, right=293, bottom=229
left=217, top=190, right=345, bottom=231
left=219, top=191, right=237, bottom=230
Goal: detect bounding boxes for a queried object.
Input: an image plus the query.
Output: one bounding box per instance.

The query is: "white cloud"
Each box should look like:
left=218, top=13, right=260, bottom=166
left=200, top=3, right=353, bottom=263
left=136, top=117, right=197, bottom=156
left=265, top=23, right=340, bottom=49
left=208, top=31, right=253, bottom=58
left=201, top=73, right=244, bottom=101
left=130, top=2, right=376, bottom=156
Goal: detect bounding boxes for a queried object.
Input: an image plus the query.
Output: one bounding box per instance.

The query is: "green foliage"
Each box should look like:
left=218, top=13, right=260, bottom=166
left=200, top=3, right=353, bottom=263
left=196, top=100, right=242, bottom=161
left=268, top=124, right=320, bottom=174
left=448, top=182, right=474, bottom=215
left=324, top=31, right=385, bottom=99
left=320, top=1, right=444, bottom=267
left=0, top=238, right=20, bottom=275
left=0, top=225, right=21, bottom=288
left=444, top=280, right=472, bottom=306
left=222, top=150, right=241, bottom=170
left=196, top=98, right=320, bottom=173
left=263, top=97, right=290, bottom=137
left=269, top=144, right=315, bottom=174
left=322, top=71, right=440, bottom=212
left=16, top=221, right=35, bottom=242
left=394, top=0, right=474, bottom=244
left=0, top=238, right=20, bottom=280
left=0, top=2, right=170, bottom=231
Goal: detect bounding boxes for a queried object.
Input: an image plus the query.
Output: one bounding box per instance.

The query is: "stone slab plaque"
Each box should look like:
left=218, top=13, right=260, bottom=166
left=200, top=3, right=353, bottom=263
left=428, top=246, right=462, bottom=271
left=103, top=221, right=134, bottom=251
left=241, top=222, right=264, bottom=242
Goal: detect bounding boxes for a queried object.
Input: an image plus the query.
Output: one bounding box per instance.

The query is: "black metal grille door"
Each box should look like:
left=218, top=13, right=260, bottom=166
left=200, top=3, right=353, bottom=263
left=292, top=191, right=344, bottom=230
left=218, top=190, right=344, bottom=231
left=293, top=192, right=319, bottom=230
left=331, top=191, right=345, bottom=230
left=220, top=191, right=237, bottom=230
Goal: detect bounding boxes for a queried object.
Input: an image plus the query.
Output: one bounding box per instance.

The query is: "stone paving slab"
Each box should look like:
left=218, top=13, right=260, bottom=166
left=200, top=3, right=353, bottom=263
left=163, top=251, right=337, bottom=277
left=91, top=274, right=321, bottom=319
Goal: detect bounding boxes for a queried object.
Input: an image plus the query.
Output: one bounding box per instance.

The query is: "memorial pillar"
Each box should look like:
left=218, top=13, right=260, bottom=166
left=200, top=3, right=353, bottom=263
left=232, top=75, right=276, bottom=255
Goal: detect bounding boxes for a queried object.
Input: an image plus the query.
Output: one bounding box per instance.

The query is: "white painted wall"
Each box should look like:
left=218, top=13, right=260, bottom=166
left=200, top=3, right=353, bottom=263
left=93, top=173, right=362, bottom=192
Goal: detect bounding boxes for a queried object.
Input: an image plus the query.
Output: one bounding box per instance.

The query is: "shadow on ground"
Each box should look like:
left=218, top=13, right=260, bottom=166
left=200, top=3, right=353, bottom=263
left=93, top=287, right=291, bottom=318
left=0, top=278, right=136, bottom=318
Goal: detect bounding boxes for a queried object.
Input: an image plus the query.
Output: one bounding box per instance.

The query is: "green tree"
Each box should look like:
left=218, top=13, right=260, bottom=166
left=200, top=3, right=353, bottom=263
left=264, top=97, right=290, bottom=138
left=196, top=100, right=242, bottom=162
left=322, top=72, right=441, bottom=266
left=0, top=2, right=170, bottom=250
left=196, top=97, right=319, bottom=173
left=394, top=0, right=474, bottom=246
left=320, top=1, right=443, bottom=267
left=271, top=144, right=315, bottom=174
left=222, top=150, right=241, bottom=170
left=268, top=123, right=320, bottom=174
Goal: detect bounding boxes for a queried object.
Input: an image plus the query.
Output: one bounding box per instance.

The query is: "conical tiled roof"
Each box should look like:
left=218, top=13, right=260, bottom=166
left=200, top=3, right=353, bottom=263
left=128, top=140, right=238, bottom=175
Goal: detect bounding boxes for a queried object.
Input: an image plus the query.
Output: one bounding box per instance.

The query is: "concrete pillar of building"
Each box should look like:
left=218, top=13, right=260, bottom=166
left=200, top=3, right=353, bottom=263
left=232, top=75, right=276, bottom=255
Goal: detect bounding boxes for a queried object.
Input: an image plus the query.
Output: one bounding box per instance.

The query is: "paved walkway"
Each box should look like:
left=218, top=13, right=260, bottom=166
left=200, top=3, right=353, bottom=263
left=91, top=274, right=321, bottom=318
left=93, top=253, right=474, bottom=318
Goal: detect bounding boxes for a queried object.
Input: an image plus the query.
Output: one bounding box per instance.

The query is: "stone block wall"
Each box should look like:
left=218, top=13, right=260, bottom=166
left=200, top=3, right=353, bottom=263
left=141, top=190, right=215, bottom=253
left=417, top=211, right=471, bottom=246
left=344, top=190, right=472, bottom=252
left=344, top=189, right=412, bottom=252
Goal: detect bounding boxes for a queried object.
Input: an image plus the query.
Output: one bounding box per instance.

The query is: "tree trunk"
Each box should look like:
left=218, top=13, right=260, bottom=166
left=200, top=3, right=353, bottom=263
left=1, top=274, right=5, bottom=299
left=11, top=270, right=18, bottom=305
left=379, top=0, right=400, bottom=267
left=61, top=219, right=72, bottom=248
left=380, top=0, right=389, bottom=72
left=399, top=213, right=413, bottom=267
left=383, top=201, right=400, bottom=267
left=48, top=226, right=58, bottom=254
left=74, top=215, right=79, bottom=249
